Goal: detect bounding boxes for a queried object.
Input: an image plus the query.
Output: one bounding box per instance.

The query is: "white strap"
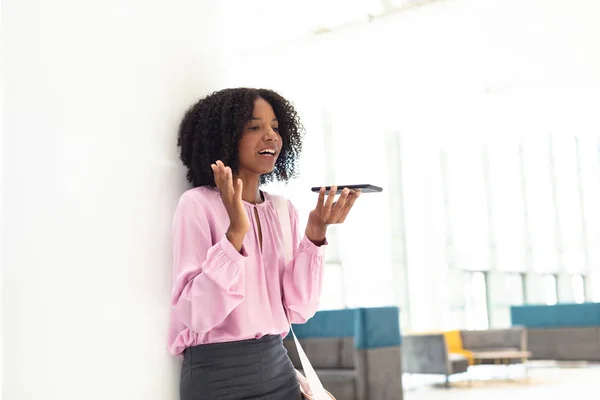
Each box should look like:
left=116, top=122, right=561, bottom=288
left=272, top=194, right=329, bottom=400
left=275, top=195, right=293, bottom=265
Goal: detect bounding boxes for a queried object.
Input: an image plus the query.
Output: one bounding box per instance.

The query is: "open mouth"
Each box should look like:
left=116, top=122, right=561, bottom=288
left=258, top=149, right=277, bottom=157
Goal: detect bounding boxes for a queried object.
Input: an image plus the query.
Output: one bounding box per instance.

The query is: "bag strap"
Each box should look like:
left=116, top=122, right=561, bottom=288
left=272, top=194, right=329, bottom=400
left=275, top=195, right=294, bottom=264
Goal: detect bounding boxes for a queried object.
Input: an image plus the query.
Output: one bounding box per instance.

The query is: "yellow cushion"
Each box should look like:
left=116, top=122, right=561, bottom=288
left=444, top=330, right=474, bottom=365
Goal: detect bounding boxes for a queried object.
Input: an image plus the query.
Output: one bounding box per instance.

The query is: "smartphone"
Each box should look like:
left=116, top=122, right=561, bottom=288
left=311, top=184, right=383, bottom=194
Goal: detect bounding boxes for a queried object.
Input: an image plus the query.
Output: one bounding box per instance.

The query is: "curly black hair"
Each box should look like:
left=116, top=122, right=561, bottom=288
left=177, top=88, right=305, bottom=188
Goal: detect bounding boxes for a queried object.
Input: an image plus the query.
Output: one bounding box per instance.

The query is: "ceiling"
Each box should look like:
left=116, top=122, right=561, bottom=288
left=221, top=0, right=439, bottom=48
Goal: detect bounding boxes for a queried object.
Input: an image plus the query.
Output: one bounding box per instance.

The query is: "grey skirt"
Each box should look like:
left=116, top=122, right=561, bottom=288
left=180, top=334, right=302, bottom=400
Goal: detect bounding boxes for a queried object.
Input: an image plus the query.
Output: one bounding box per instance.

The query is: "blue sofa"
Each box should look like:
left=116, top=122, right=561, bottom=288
left=510, top=303, right=600, bottom=361
left=284, top=306, right=403, bottom=400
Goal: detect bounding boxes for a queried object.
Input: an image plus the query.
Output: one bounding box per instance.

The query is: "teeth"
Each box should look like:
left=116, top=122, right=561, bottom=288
left=259, top=149, right=276, bottom=155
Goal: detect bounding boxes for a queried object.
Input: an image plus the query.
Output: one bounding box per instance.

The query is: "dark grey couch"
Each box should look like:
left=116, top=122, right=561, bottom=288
left=402, top=327, right=528, bottom=385
left=527, top=327, right=600, bottom=361
left=461, top=327, right=528, bottom=365
left=511, top=303, right=600, bottom=361
left=401, top=334, right=469, bottom=384
left=285, top=338, right=403, bottom=400
left=284, top=307, right=403, bottom=400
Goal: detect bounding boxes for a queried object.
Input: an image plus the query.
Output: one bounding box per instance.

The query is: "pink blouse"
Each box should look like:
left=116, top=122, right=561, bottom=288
left=168, top=186, right=326, bottom=356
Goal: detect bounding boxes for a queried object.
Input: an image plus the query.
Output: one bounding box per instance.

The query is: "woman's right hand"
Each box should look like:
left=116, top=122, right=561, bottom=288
left=211, top=160, right=249, bottom=252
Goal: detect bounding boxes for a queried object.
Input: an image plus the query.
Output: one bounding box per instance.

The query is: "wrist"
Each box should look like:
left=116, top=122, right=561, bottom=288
left=305, top=223, right=327, bottom=245
left=226, top=227, right=247, bottom=252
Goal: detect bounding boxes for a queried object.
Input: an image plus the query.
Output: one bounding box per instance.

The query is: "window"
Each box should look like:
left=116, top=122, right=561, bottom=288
left=445, top=142, right=489, bottom=271
left=522, top=137, right=559, bottom=273
left=487, top=141, right=527, bottom=272
left=505, top=273, right=526, bottom=305
left=578, top=136, right=600, bottom=301
left=464, top=271, right=489, bottom=330
left=572, top=275, right=586, bottom=304
left=542, top=274, right=558, bottom=305
left=594, top=277, right=600, bottom=303
left=552, top=136, right=586, bottom=273
left=330, top=110, right=392, bottom=308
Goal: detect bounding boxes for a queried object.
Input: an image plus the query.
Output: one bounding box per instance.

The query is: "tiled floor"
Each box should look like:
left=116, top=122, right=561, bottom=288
left=404, top=362, right=600, bottom=400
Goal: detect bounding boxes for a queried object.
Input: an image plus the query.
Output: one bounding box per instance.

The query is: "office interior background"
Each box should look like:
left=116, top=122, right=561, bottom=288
left=2, top=0, right=600, bottom=399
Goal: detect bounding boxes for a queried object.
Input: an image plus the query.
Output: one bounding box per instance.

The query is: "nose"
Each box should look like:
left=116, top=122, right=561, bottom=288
left=264, top=127, right=278, bottom=141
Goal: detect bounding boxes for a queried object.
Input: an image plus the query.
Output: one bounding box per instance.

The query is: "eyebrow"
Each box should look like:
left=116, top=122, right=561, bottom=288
left=251, top=117, right=278, bottom=122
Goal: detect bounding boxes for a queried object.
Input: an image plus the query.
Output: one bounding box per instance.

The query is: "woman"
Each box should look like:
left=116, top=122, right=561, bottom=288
left=168, top=88, right=360, bottom=399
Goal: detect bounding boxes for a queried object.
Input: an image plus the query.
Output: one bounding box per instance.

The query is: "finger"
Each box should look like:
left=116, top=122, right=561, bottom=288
left=324, top=185, right=337, bottom=210
left=234, top=178, right=243, bottom=203
left=333, top=188, right=351, bottom=213
left=224, top=167, right=234, bottom=196
left=339, top=191, right=360, bottom=222
left=211, top=163, right=223, bottom=192
left=217, top=160, right=226, bottom=183
left=211, top=163, right=218, bottom=186
left=315, top=187, right=326, bottom=212
left=214, top=161, right=225, bottom=190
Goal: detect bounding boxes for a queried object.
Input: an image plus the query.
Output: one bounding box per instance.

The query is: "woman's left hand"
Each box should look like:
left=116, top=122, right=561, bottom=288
left=305, top=186, right=361, bottom=244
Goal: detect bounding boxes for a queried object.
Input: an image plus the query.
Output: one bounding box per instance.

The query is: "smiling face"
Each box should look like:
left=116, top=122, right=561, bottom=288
left=236, top=97, right=282, bottom=180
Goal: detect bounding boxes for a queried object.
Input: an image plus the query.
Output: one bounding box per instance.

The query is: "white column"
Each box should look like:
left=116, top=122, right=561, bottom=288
left=2, top=1, right=227, bottom=399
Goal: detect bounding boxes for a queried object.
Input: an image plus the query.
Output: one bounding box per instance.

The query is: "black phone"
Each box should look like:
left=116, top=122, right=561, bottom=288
left=310, top=184, right=383, bottom=194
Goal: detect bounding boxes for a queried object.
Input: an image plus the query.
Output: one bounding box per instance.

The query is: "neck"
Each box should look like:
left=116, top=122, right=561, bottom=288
left=236, top=172, right=262, bottom=204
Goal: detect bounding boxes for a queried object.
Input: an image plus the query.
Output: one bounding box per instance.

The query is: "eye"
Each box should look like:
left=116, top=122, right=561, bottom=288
left=272, top=127, right=280, bottom=133
left=248, top=126, right=260, bottom=131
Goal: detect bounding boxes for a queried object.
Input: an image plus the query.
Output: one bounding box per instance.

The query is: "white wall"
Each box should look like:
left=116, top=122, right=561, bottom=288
left=2, top=0, right=227, bottom=398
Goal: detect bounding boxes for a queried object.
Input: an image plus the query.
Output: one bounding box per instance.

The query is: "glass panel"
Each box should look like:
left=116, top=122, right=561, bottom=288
left=329, top=109, right=393, bottom=307
left=522, top=137, right=559, bottom=272
left=504, top=273, right=526, bottom=305
left=572, top=275, right=586, bottom=304
left=594, top=276, right=600, bottom=303
left=542, top=275, right=558, bottom=305
left=445, top=141, right=489, bottom=270
left=553, top=136, right=586, bottom=273
left=319, top=263, right=345, bottom=310
left=578, top=136, right=600, bottom=281
left=343, top=259, right=395, bottom=308
left=401, top=136, right=449, bottom=331
left=331, top=107, right=391, bottom=272
left=487, top=140, right=527, bottom=272
left=464, top=271, right=489, bottom=330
